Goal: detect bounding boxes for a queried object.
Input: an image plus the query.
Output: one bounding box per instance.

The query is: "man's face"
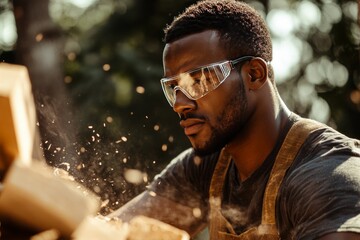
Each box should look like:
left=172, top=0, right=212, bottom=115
left=162, top=30, right=251, bottom=156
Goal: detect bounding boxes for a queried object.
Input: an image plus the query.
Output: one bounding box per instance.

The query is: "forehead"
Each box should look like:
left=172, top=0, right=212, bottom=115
left=162, top=30, right=227, bottom=77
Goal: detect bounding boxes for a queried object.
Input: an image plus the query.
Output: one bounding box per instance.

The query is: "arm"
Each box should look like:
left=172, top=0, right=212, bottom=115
left=108, top=148, right=215, bottom=237
left=107, top=190, right=207, bottom=237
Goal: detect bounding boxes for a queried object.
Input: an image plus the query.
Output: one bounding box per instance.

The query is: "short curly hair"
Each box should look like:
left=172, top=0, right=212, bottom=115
left=164, top=0, right=273, bottom=69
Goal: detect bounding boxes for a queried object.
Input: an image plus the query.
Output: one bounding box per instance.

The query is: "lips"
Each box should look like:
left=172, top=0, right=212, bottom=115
left=180, top=118, right=205, bottom=136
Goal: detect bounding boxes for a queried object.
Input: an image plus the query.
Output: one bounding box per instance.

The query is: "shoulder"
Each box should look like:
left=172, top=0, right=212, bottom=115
left=284, top=118, right=360, bottom=197
left=278, top=118, right=360, bottom=238
left=282, top=115, right=360, bottom=182
left=298, top=119, right=359, bottom=160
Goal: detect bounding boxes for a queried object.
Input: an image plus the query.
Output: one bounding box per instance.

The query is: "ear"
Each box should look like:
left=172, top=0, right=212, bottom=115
left=247, top=57, right=268, bottom=90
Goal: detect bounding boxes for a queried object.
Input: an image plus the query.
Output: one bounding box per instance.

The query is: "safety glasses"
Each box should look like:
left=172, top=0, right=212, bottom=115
left=160, top=56, right=254, bottom=107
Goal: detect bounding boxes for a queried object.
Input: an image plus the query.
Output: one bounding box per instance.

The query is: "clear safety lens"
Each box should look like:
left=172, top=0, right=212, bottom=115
left=160, top=61, right=232, bottom=106
left=160, top=56, right=254, bottom=107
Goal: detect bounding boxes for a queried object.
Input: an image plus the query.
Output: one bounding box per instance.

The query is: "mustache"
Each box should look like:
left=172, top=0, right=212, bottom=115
left=180, top=113, right=206, bottom=121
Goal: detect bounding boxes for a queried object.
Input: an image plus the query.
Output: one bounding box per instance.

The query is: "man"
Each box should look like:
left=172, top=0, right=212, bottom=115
left=109, top=0, right=360, bottom=239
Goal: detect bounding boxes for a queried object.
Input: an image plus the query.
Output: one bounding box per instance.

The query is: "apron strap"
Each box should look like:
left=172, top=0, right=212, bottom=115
left=209, top=149, right=235, bottom=237
left=261, top=118, right=324, bottom=231
left=209, top=149, right=232, bottom=198
left=208, top=117, right=324, bottom=239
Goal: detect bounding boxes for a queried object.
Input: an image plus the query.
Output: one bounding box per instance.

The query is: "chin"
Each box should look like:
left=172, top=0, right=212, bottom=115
left=193, top=141, right=224, bottom=157
left=191, top=130, right=230, bottom=156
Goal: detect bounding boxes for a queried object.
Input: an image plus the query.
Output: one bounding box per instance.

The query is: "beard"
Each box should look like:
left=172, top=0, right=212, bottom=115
left=194, top=79, right=248, bottom=156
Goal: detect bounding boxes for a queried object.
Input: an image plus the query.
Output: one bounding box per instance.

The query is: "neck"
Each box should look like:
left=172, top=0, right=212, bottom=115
left=225, top=93, right=291, bottom=181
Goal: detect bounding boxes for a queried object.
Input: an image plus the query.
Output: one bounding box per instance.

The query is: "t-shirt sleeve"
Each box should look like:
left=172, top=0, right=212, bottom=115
left=147, top=148, right=219, bottom=218
left=279, top=129, right=360, bottom=239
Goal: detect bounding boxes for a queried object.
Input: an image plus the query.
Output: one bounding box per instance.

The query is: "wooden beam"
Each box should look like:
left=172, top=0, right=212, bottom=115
left=0, top=63, right=36, bottom=172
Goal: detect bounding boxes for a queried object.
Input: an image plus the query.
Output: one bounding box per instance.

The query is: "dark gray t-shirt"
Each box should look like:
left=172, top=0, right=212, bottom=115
left=148, top=116, right=360, bottom=239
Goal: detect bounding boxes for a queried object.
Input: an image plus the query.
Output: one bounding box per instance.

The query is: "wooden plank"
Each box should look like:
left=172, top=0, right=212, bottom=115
left=0, top=161, right=100, bottom=236
left=0, top=63, right=37, bottom=172
left=0, top=63, right=100, bottom=237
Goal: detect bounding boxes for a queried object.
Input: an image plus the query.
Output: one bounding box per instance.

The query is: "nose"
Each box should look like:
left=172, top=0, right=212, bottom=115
left=173, top=89, right=196, bottom=114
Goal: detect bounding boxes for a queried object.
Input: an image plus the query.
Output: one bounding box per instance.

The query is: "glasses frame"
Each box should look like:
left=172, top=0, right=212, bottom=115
left=160, top=55, right=254, bottom=107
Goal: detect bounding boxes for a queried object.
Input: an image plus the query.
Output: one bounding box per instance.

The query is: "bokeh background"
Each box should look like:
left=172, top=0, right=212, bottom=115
left=1, top=0, right=359, bottom=215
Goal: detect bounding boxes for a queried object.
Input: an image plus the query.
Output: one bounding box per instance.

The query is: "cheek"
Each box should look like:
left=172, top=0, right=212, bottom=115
left=218, top=75, right=248, bottom=120
left=203, top=74, right=241, bottom=107
left=196, top=73, right=245, bottom=123
left=201, top=82, right=241, bottom=122
left=198, top=92, right=227, bottom=121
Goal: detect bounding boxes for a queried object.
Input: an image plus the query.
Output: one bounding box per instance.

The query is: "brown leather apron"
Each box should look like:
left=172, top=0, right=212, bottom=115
left=208, top=118, right=323, bottom=240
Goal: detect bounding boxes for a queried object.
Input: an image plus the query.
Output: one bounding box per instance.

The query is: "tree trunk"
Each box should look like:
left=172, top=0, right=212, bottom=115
left=12, top=0, right=81, bottom=177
